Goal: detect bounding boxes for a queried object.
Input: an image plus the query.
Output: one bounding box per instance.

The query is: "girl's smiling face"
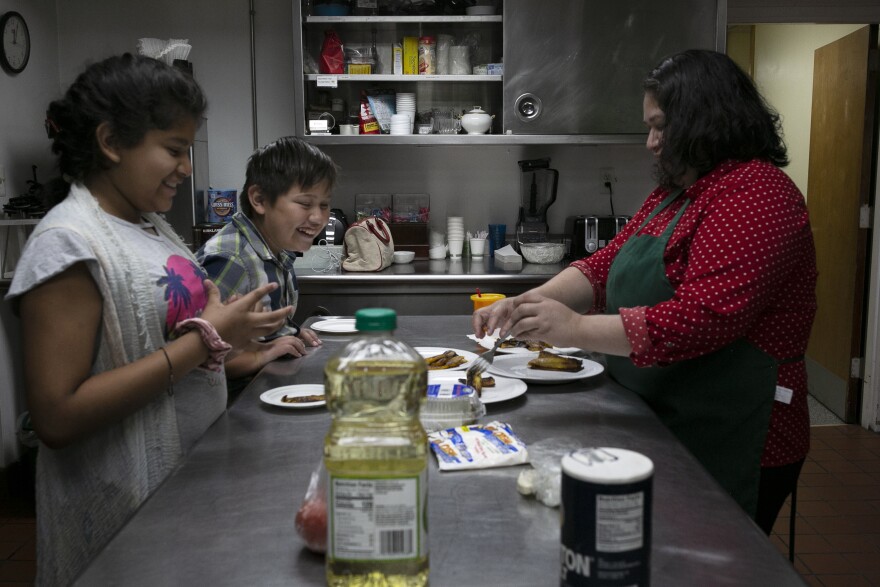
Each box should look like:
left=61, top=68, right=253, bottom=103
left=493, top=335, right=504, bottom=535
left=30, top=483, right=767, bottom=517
left=250, top=181, right=332, bottom=255
left=91, top=117, right=198, bottom=223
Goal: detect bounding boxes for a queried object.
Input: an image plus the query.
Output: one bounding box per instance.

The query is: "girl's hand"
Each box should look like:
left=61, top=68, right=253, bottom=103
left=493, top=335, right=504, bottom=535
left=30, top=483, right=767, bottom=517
left=200, top=280, right=292, bottom=349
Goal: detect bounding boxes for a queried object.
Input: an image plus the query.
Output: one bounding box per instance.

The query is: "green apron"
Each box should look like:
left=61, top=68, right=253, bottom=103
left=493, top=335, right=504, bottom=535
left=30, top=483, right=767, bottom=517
left=605, top=190, right=776, bottom=518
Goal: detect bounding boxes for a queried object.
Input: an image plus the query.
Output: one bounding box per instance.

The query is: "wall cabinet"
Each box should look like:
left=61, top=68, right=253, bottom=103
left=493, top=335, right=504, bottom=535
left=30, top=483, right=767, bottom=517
left=292, top=0, right=724, bottom=145
left=293, top=3, right=505, bottom=144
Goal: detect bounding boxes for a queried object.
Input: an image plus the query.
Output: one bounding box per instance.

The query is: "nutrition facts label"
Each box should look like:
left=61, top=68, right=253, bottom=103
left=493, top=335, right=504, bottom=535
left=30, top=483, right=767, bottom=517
left=595, top=492, right=645, bottom=552
left=330, top=475, right=425, bottom=560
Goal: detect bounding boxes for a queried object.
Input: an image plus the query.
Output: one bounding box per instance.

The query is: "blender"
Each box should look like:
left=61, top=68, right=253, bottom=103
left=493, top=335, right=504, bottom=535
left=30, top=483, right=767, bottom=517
left=515, top=158, right=558, bottom=248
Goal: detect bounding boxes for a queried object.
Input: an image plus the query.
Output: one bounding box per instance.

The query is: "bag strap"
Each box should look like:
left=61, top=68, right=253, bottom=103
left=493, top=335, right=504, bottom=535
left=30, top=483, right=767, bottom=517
left=365, top=218, right=391, bottom=244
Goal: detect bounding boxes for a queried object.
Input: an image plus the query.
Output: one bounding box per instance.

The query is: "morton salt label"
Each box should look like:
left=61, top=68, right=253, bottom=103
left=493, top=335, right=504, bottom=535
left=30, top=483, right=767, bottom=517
left=560, top=448, right=653, bottom=587
left=206, top=189, right=237, bottom=223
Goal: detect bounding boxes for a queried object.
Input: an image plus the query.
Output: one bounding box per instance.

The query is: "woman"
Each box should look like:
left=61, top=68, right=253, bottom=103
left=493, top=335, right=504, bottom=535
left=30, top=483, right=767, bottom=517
left=197, top=136, right=338, bottom=387
left=6, top=54, right=292, bottom=585
left=474, top=49, right=817, bottom=531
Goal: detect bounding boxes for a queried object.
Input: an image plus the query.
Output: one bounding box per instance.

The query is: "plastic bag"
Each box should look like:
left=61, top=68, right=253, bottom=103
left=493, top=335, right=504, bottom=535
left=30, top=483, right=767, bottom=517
left=516, top=437, right=583, bottom=507
left=320, top=30, right=345, bottom=74
left=295, top=461, right=328, bottom=553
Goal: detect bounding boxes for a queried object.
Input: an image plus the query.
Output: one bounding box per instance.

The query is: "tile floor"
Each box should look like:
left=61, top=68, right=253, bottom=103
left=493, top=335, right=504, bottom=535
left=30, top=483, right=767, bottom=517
left=1, top=417, right=878, bottom=585
left=770, top=423, right=880, bottom=586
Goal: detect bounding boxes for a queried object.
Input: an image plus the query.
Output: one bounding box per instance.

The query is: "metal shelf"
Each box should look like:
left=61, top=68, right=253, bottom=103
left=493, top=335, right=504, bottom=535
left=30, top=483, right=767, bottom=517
left=302, top=133, right=646, bottom=146
left=306, top=15, right=502, bottom=24
left=306, top=74, right=501, bottom=82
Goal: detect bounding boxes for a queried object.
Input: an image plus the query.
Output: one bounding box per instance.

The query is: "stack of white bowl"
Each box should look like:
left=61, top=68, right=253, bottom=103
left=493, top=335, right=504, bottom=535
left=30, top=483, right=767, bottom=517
left=447, top=216, right=465, bottom=258
left=396, top=93, right=416, bottom=131
left=390, top=113, right=412, bottom=135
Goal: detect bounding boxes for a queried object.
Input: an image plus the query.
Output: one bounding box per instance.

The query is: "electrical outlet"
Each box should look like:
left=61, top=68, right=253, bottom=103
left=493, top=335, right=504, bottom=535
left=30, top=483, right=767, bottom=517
left=600, top=167, right=617, bottom=184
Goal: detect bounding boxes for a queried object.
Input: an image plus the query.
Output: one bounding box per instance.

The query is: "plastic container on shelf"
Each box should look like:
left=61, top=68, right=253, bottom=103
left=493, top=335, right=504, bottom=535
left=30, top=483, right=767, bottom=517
left=355, top=193, right=392, bottom=222
left=323, top=308, right=429, bottom=586
left=392, top=193, right=430, bottom=223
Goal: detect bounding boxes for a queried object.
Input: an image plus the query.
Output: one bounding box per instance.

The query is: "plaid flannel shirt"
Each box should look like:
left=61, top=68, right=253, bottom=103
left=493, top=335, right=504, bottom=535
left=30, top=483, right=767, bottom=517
left=196, top=212, right=300, bottom=338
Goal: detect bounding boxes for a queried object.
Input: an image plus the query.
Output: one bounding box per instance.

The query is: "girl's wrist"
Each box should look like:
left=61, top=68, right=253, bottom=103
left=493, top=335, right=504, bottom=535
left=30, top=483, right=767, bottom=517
left=174, top=317, right=233, bottom=372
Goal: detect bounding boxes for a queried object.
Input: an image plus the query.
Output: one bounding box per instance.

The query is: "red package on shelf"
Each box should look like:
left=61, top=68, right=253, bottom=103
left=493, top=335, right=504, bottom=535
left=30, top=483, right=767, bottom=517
left=319, top=30, right=344, bottom=74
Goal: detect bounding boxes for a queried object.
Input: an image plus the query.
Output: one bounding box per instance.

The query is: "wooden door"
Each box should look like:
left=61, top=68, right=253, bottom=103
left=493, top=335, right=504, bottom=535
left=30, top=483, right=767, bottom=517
left=806, top=25, right=878, bottom=422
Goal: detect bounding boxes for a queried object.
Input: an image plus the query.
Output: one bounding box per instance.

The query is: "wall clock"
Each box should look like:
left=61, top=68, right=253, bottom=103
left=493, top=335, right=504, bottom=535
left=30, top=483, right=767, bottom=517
left=1, top=11, right=30, bottom=74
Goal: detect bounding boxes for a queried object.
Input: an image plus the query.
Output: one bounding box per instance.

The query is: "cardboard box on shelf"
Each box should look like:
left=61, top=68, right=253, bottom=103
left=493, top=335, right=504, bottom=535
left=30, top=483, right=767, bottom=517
left=403, top=37, right=419, bottom=75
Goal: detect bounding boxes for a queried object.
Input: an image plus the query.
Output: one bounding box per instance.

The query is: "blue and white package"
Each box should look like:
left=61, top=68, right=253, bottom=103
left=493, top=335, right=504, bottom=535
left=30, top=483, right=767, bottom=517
left=427, top=421, right=529, bottom=471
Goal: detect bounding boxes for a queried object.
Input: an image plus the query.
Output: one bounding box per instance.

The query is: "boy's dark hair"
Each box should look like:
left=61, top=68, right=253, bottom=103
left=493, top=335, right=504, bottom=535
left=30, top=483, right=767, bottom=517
left=643, top=49, right=788, bottom=189
left=239, top=136, right=338, bottom=217
left=44, top=53, right=207, bottom=207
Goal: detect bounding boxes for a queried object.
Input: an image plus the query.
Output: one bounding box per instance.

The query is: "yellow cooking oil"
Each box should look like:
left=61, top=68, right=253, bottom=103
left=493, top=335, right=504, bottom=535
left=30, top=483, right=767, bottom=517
left=324, top=309, right=428, bottom=587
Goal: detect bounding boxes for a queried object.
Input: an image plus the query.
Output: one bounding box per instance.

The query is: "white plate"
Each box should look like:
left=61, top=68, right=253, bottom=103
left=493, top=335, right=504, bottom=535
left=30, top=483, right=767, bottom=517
left=488, top=354, right=604, bottom=384
left=260, top=384, right=326, bottom=408
left=468, top=334, right=582, bottom=356
left=416, top=347, right=481, bottom=372
left=311, top=318, right=357, bottom=333
left=427, top=372, right=527, bottom=404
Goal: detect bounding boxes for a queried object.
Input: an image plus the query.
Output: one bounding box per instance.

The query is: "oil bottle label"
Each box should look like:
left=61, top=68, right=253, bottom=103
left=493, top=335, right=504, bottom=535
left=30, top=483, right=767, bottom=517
left=329, top=473, right=426, bottom=561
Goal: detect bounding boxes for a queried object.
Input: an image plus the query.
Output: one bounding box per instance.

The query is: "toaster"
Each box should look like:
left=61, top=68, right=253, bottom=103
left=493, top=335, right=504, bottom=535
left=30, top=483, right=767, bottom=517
left=568, top=215, right=631, bottom=258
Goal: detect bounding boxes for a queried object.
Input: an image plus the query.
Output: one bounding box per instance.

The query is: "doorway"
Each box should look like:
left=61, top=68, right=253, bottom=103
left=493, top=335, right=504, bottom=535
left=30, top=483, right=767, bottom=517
left=727, top=24, right=875, bottom=425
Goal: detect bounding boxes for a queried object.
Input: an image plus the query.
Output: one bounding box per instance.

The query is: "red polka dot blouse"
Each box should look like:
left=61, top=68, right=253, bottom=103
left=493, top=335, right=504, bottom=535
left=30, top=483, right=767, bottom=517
left=571, top=159, right=817, bottom=467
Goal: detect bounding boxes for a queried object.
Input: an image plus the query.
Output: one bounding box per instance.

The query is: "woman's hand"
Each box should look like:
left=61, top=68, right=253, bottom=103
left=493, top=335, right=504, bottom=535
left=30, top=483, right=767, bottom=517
left=472, top=296, right=517, bottom=338
left=505, top=291, right=583, bottom=347
left=199, top=280, right=292, bottom=349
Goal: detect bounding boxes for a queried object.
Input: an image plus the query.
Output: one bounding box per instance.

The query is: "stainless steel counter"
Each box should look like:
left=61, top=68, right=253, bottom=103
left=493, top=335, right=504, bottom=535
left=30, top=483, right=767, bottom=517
left=293, top=257, right=565, bottom=321
left=76, top=315, right=804, bottom=586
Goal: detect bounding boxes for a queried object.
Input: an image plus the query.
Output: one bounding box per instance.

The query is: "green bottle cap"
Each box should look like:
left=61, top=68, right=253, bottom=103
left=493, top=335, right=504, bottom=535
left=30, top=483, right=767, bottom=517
left=355, top=308, right=397, bottom=331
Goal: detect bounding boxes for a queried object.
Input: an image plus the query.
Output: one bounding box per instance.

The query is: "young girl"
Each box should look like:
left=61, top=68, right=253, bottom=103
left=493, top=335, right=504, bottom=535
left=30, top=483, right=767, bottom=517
left=197, top=136, right=338, bottom=387
left=5, top=54, right=292, bottom=585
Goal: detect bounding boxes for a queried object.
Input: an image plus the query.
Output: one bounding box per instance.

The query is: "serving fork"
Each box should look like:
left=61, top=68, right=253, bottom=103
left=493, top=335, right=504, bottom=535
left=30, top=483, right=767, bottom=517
left=466, top=336, right=505, bottom=379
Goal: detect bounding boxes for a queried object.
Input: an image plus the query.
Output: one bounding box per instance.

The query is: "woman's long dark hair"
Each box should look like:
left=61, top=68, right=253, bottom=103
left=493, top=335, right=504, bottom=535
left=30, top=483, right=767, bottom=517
left=44, top=53, right=207, bottom=207
left=643, top=49, right=788, bottom=189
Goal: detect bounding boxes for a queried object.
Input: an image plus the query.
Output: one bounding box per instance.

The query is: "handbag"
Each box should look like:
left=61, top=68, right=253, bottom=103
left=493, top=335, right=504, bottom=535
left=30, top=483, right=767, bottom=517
left=342, top=217, right=394, bottom=272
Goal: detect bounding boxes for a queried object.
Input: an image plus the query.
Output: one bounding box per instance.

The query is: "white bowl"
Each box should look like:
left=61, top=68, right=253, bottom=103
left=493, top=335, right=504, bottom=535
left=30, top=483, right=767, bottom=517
left=393, top=250, right=415, bottom=264
left=520, top=242, right=566, bottom=264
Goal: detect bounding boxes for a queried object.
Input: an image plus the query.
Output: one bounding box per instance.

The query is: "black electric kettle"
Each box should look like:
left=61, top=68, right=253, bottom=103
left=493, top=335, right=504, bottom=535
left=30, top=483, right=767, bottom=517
left=313, top=208, right=349, bottom=245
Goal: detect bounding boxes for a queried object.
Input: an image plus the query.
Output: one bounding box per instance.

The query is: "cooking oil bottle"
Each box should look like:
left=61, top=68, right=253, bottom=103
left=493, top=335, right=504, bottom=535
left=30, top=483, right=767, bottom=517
left=324, top=308, right=429, bottom=587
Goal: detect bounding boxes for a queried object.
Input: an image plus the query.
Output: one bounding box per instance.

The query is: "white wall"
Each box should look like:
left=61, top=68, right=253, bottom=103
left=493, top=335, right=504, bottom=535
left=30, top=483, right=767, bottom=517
left=0, top=0, right=59, bottom=206
left=752, top=24, right=862, bottom=198
left=0, top=0, right=58, bottom=469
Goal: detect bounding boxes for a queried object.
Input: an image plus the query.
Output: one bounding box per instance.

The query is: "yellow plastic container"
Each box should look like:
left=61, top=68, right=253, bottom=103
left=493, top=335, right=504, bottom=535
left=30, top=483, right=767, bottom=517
left=470, top=293, right=506, bottom=311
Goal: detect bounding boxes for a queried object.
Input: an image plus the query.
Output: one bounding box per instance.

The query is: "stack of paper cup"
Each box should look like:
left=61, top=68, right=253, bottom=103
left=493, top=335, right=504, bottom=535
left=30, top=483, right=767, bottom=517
left=390, top=113, right=412, bottom=135
left=447, top=216, right=464, bottom=258
left=396, top=93, right=416, bottom=131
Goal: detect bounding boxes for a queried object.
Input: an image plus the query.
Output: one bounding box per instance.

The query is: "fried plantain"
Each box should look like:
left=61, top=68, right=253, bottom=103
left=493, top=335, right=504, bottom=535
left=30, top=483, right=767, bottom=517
left=425, top=350, right=468, bottom=370
left=527, top=351, right=582, bottom=372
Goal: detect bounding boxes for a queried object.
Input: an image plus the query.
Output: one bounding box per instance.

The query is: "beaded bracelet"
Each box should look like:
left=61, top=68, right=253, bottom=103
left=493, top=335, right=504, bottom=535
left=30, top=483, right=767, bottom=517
left=174, top=317, right=233, bottom=372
